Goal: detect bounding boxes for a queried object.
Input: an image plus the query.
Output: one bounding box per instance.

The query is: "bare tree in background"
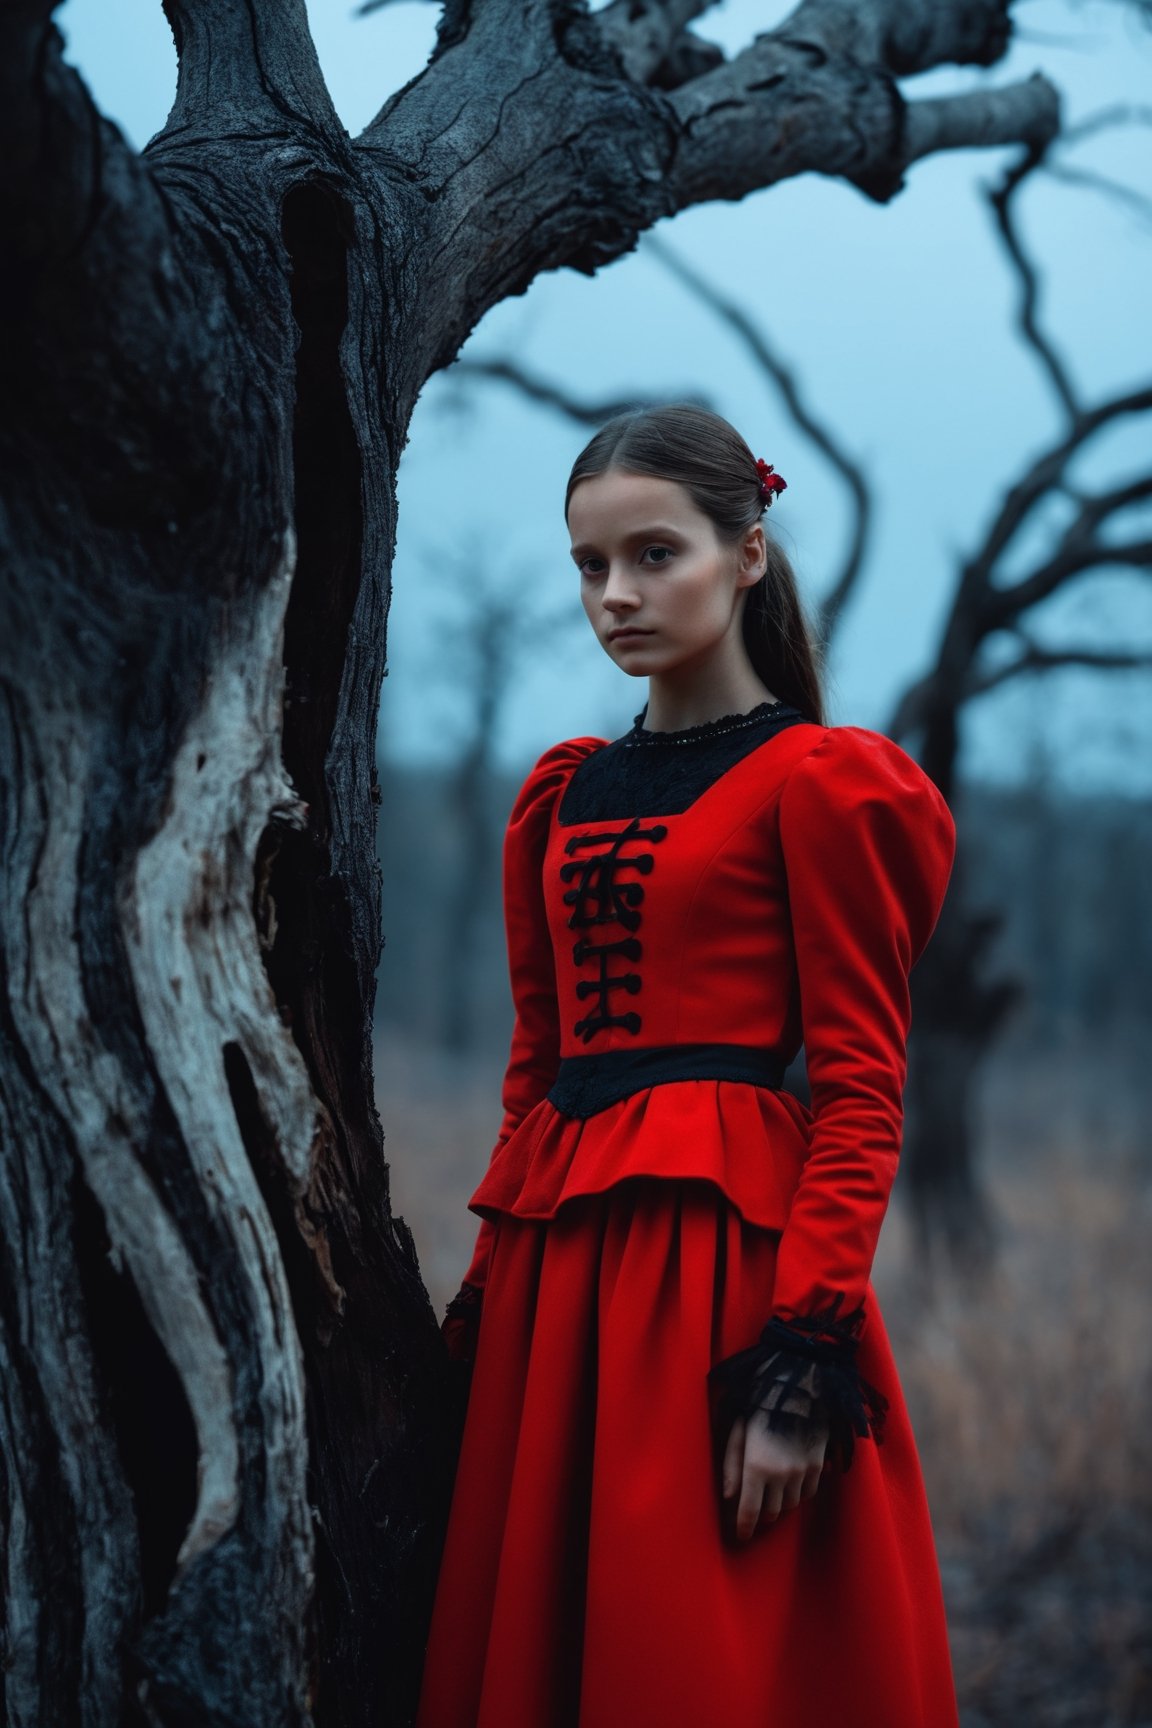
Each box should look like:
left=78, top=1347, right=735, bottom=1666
left=400, top=555, right=579, bottom=1053
left=889, top=125, right=1152, bottom=1260
left=0, top=2, right=1062, bottom=1721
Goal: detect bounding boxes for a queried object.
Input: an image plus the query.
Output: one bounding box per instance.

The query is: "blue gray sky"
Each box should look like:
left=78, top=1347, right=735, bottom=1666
left=59, top=0, right=1152, bottom=790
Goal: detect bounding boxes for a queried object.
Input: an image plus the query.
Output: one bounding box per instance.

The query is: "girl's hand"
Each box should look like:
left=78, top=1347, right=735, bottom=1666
left=721, top=1406, right=828, bottom=1543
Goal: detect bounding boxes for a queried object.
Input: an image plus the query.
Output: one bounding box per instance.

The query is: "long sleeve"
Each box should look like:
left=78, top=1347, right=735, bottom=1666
left=708, top=727, right=955, bottom=1464
left=442, top=736, right=605, bottom=1365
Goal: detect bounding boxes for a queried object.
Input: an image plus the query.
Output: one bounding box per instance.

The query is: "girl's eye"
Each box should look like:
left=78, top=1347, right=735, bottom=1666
left=576, top=546, right=672, bottom=576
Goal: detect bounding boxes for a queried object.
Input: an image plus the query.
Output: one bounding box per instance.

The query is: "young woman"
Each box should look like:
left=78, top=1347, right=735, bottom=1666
left=415, top=405, right=960, bottom=1728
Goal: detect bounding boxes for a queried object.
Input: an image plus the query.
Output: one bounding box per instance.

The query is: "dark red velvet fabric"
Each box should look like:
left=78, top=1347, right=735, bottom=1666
left=420, top=723, right=960, bottom=1728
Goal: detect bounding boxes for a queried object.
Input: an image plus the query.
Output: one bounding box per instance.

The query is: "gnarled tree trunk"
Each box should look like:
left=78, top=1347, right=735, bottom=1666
left=0, top=1, right=1056, bottom=1721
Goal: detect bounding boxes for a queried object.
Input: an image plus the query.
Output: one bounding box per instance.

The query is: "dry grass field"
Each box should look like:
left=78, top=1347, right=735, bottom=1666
left=377, top=1030, right=1152, bottom=1728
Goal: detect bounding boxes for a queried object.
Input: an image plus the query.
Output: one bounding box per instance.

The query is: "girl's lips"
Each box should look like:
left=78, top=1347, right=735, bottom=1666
left=608, top=628, right=654, bottom=641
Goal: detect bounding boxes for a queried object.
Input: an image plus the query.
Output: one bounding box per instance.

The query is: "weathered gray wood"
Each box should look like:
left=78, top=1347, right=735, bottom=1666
left=0, top=0, right=1061, bottom=1721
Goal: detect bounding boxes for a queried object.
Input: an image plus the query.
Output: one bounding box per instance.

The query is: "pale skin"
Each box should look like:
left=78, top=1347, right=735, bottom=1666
left=567, top=467, right=830, bottom=1542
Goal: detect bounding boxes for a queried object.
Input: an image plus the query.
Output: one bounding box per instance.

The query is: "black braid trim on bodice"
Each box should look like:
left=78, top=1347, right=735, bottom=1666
left=561, top=815, right=669, bottom=1039
left=557, top=700, right=806, bottom=1042
left=707, top=1293, right=889, bottom=1472
left=557, top=700, right=807, bottom=825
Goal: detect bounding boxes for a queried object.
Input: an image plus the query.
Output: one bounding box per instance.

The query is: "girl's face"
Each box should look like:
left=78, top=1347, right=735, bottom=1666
left=568, top=470, right=765, bottom=680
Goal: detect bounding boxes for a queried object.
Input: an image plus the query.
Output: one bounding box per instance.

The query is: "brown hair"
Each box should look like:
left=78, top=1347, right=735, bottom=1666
left=565, top=404, right=825, bottom=725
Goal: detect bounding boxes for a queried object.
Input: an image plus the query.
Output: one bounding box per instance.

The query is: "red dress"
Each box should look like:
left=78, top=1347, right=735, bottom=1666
left=415, top=705, right=960, bottom=1728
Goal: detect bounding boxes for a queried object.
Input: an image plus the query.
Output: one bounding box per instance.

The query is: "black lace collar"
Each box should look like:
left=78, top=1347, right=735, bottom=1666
left=626, top=699, right=784, bottom=746
left=557, top=699, right=807, bottom=824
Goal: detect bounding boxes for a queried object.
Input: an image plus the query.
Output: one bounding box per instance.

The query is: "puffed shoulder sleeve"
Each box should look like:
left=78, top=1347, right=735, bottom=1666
left=442, top=736, right=606, bottom=1364
left=707, top=727, right=955, bottom=1463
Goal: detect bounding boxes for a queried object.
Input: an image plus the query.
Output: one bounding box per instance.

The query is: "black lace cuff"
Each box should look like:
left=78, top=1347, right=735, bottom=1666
left=707, top=1294, right=888, bottom=1471
left=442, top=1280, right=483, bottom=1368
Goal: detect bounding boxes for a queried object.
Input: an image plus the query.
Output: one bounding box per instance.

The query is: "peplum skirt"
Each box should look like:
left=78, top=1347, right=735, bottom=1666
left=414, top=1175, right=959, bottom=1728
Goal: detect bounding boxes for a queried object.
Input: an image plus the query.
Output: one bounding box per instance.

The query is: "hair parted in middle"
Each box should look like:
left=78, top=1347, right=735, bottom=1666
left=565, top=403, right=825, bottom=726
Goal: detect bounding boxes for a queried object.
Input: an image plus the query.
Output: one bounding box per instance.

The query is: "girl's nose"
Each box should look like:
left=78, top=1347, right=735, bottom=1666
left=602, top=568, right=639, bottom=611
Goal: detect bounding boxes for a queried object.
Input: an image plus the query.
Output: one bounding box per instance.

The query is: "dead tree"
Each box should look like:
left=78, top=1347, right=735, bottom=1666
left=889, top=130, right=1152, bottom=1261
left=0, top=3, right=1058, bottom=1723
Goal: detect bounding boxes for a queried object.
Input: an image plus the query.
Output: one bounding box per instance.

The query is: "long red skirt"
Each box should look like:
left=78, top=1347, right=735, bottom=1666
left=415, top=1178, right=958, bottom=1728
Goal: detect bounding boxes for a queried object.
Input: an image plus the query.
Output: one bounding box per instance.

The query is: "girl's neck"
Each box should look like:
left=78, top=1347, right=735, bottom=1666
left=642, top=669, right=778, bottom=736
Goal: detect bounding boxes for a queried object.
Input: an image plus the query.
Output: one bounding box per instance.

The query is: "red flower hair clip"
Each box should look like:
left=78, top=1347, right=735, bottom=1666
left=755, top=458, right=788, bottom=506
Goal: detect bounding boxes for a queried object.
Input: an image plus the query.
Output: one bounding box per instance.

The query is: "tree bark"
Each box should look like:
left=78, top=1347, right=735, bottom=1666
left=0, top=0, right=1057, bottom=1721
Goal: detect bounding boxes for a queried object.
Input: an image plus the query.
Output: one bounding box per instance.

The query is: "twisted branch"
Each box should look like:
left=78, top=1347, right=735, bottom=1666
left=968, top=637, right=1152, bottom=697
left=887, top=145, right=1152, bottom=785
left=445, top=358, right=702, bottom=424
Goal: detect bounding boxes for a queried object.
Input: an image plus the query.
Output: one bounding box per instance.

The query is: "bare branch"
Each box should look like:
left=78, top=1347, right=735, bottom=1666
left=958, top=387, right=1152, bottom=601
left=901, top=73, right=1061, bottom=173
left=980, top=101, right=1152, bottom=427
left=968, top=639, right=1152, bottom=697
left=1058, top=101, right=1152, bottom=147
left=988, top=536, right=1152, bottom=621
left=768, top=0, right=1015, bottom=74
left=667, top=33, right=901, bottom=207
left=1079, top=472, right=1152, bottom=526
left=156, top=0, right=343, bottom=146
left=980, top=470, right=1152, bottom=625
left=361, top=0, right=1063, bottom=374
left=888, top=387, right=1152, bottom=768
left=987, top=144, right=1079, bottom=422
left=446, top=358, right=701, bottom=423
left=641, top=234, right=870, bottom=644
left=1042, top=162, right=1152, bottom=227
left=669, top=32, right=1058, bottom=211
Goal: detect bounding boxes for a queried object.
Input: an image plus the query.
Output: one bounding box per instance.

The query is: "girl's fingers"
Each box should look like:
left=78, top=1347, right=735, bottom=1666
left=722, top=1417, right=824, bottom=1540
left=735, top=1470, right=765, bottom=1542
left=758, top=1481, right=785, bottom=1526
left=779, top=1477, right=804, bottom=1516
left=722, top=1416, right=746, bottom=1499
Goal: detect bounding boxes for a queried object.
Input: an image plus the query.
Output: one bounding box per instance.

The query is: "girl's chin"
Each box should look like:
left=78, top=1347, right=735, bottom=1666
left=610, top=656, right=664, bottom=679
left=607, top=638, right=664, bottom=664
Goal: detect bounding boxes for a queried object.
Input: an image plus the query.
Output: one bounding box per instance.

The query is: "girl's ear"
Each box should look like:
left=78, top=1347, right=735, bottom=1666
left=736, top=522, right=767, bottom=587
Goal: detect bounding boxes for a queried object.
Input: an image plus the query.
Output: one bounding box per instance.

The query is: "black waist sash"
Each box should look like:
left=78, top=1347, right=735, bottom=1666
left=545, top=1042, right=788, bottom=1120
